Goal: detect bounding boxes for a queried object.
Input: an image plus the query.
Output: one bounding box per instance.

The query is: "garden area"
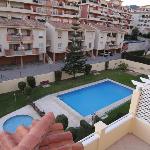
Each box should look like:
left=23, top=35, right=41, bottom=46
left=0, top=69, right=143, bottom=118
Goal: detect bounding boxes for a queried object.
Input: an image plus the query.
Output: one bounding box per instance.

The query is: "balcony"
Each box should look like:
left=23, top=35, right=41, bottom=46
left=105, top=45, right=119, bottom=50
left=51, top=13, right=79, bottom=18
left=0, top=6, right=32, bottom=14
left=88, top=16, right=101, bottom=21
left=4, top=49, right=25, bottom=57
left=89, top=9, right=101, bottom=15
left=52, top=3, right=78, bottom=11
left=4, top=48, right=41, bottom=57
left=81, top=115, right=150, bottom=150
left=7, top=35, right=33, bottom=43
left=35, top=7, right=51, bottom=15
left=107, top=37, right=117, bottom=42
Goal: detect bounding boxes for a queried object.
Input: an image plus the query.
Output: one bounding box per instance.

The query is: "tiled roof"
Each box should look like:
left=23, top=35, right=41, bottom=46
left=48, top=21, right=72, bottom=30
left=48, top=21, right=95, bottom=31
left=0, top=112, right=83, bottom=150
left=0, top=18, right=45, bottom=29
left=92, top=24, right=126, bottom=33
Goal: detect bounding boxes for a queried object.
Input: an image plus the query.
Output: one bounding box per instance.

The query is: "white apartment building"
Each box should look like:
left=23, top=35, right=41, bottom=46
left=131, top=5, right=150, bottom=33
left=46, top=21, right=95, bottom=62
left=93, top=24, right=125, bottom=55
left=79, top=0, right=132, bottom=32
left=0, top=18, right=46, bottom=66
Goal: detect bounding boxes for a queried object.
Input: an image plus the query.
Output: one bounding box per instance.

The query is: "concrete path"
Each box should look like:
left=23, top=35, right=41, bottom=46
left=0, top=54, right=121, bottom=82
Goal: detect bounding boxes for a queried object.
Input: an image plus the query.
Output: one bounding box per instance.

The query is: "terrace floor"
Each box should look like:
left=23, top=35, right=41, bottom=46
left=107, top=134, right=150, bottom=150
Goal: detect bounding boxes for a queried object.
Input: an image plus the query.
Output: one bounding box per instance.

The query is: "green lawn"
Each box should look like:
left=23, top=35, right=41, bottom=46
left=0, top=70, right=142, bottom=118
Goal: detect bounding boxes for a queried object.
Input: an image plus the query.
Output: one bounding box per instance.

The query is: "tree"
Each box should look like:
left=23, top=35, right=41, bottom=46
left=24, top=86, right=32, bottom=102
left=131, top=27, right=139, bottom=40
left=84, top=64, right=92, bottom=75
left=62, top=18, right=86, bottom=78
left=27, top=76, right=36, bottom=88
left=18, top=81, right=26, bottom=92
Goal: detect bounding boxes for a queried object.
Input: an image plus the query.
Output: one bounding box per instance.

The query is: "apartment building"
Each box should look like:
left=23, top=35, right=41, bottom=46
left=46, top=21, right=95, bottom=62
left=50, top=0, right=80, bottom=23
left=131, top=5, right=150, bottom=33
left=79, top=0, right=132, bottom=32
left=0, top=0, right=52, bottom=21
left=93, top=24, right=125, bottom=55
left=0, top=18, right=46, bottom=66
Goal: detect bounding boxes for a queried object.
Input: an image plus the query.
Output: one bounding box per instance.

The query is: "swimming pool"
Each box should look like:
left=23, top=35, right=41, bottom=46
left=3, top=115, right=33, bottom=133
left=58, top=80, right=133, bottom=116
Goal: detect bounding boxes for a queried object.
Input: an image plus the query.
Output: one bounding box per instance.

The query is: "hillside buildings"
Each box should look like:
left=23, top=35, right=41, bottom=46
left=0, top=0, right=133, bottom=65
left=131, top=5, right=150, bottom=33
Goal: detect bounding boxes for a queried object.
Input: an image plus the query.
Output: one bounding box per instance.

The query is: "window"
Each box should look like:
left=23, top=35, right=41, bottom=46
left=89, top=43, right=92, bottom=48
left=58, top=31, right=62, bottom=39
left=112, top=33, right=117, bottom=37
left=39, top=43, right=44, bottom=50
left=39, top=31, right=44, bottom=38
left=58, top=43, right=62, bottom=49
left=107, top=33, right=111, bottom=37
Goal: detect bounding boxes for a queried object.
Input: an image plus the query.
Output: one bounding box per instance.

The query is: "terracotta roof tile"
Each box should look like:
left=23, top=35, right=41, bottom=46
left=0, top=112, right=83, bottom=150
left=92, top=23, right=126, bottom=33
left=48, top=21, right=95, bottom=31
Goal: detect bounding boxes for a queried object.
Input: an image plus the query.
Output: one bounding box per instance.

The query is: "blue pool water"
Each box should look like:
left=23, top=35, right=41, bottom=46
left=3, top=115, right=33, bottom=133
left=58, top=80, right=133, bottom=116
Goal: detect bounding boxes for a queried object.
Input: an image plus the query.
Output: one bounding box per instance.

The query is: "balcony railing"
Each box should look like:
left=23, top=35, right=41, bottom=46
left=4, top=49, right=25, bottom=56
left=7, top=35, right=33, bottom=43
left=0, top=6, right=32, bottom=14
left=105, top=45, right=119, bottom=50
left=4, top=48, right=40, bottom=57
left=52, top=2, right=78, bottom=10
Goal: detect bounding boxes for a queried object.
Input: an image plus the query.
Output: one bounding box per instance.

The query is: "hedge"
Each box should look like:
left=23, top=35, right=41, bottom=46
left=127, top=50, right=145, bottom=56
left=122, top=51, right=150, bottom=65
left=123, top=54, right=150, bottom=65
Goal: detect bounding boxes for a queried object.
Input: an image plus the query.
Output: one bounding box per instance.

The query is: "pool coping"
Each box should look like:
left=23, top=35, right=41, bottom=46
left=0, top=105, right=40, bottom=132
left=52, top=79, right=134, bottom=121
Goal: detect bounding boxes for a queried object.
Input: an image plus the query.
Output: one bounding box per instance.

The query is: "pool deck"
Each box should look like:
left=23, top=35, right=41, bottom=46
left=54, top=79, right=133, bottom=122
left=0, top=79, right=134, bottom=131
left=0, top=105, right=40, bottom=132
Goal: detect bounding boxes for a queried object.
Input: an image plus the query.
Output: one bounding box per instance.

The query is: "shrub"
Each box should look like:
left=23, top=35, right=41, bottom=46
left=27, top=76, right=36, bottom=88
left=24, top=86, right=32, bottom=97
left=105, top=61, right=109, bottom=70
left=55, top=71, right=62, bottom=82
left=56, top=114, right=68, bottom=129
left=93, top=115, right=101, bottom=124
left=80, top=120, right=93, bottom=130
left=66, top=127, right=78, bottom=141
left=117, top=63, right=128, bottom=71
left=127, top=50, right=145, bottom=56
left=84, top=64, right=92, bottom=75
left=18, top=81, right=26, bottom=92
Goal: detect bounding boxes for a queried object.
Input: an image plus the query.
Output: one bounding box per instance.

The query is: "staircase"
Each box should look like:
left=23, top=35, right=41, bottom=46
left=45, top=53, right=53, bottom=64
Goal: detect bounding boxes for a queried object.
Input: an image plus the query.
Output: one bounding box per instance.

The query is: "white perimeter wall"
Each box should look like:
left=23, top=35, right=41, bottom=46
left=0, top=59, right=150, bottom=94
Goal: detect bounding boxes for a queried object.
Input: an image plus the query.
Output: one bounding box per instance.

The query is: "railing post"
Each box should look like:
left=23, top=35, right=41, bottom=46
left=94, top=121, right=107, bottom=150
left=129, top=88, right=141, bottom=117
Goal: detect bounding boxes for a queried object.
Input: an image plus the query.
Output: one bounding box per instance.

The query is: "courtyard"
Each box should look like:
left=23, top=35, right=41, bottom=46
left=0, top=69, right=143, bottom=119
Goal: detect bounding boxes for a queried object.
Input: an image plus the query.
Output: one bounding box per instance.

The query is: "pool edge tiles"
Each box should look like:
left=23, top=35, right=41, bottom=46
left=56, top=79, right=133, bottom=117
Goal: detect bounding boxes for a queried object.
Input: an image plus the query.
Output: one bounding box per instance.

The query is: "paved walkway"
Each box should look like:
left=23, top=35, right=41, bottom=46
left=0, top=54, right=121, bottom=82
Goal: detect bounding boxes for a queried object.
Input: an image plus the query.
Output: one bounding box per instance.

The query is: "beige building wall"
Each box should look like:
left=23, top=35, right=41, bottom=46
left=0, top=59, right=150, bottom=94
left=84, top=31, right=95, bottom=50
